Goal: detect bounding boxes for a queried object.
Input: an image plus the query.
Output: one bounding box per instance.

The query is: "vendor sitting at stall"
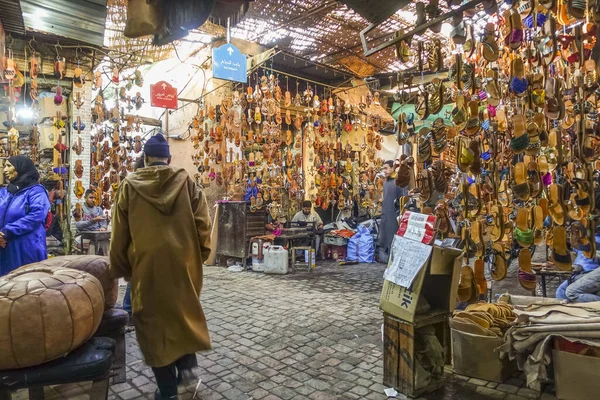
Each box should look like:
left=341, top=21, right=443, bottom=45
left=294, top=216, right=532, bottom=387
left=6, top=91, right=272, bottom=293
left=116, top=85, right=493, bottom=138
left=556, top=249, right=600, bottom=302
left=292, top=200, right=324, bottom=229
left=266, top=214, right=283, bottom=233
left=75, top=189, right=109, bottom=255
left=265, top=213, right=285, bottom=246
left=292, top=200, right=324, bottom=256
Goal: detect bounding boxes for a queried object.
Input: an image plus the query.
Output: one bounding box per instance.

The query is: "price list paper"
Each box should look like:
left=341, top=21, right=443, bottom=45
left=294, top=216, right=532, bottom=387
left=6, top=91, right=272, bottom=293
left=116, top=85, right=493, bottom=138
left=383, top=235, right=433, bottom=288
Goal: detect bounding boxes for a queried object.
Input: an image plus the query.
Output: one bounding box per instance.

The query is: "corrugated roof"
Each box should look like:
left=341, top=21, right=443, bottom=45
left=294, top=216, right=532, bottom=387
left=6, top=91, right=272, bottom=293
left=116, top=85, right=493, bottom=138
left=224, top=0, right=498, bottom=75
left=0, top=0, right=26, bottom=35
left=19, top=0, right=107, bottom=47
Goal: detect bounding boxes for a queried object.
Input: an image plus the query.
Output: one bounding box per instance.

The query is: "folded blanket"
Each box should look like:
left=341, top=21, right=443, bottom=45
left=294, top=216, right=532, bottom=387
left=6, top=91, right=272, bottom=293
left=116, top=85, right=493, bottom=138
left=497, top=302, right=600, bottom=390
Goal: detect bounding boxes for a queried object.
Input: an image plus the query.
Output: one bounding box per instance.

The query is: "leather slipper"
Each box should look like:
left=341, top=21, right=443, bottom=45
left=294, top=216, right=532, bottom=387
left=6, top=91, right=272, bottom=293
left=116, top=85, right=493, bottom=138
left=457, top=265, right=475, bottom=303
left=512, top=162, right=531, bottom=201
left=472, top=220, right=485, bottom=258
left=551, top=226, right=572, bottom=271
left=548, top=183, right=566, bottom=225
left=491, top=243, right=507, bottom=281
left=514, top=207, right=534, bottom=248
left=518, top=248, right=537, bottom=291
left=474, top=258, right=487, bottom=295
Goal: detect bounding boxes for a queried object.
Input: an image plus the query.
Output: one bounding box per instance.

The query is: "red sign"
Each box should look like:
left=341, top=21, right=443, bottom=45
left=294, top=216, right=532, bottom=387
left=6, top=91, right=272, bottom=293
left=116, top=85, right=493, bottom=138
left=150, top=81, right=178, bottom=109
left=397, top=211, right=437, bottom=244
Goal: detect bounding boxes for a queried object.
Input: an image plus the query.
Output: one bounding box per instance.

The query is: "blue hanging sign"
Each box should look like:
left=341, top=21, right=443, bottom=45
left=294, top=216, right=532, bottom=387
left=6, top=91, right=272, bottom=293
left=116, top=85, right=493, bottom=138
left=212, top=44, right=247, bottom=83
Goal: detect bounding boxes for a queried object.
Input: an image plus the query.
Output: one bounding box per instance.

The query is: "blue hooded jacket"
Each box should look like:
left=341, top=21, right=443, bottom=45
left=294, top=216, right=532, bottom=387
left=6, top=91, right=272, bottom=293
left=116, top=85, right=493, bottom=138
left=0, top=184, right=50, bottom=275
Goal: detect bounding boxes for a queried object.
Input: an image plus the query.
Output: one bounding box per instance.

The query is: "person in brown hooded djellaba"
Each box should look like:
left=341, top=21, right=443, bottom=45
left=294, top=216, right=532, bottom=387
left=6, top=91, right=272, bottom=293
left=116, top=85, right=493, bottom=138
left=109, top=134, right=212, bottom=400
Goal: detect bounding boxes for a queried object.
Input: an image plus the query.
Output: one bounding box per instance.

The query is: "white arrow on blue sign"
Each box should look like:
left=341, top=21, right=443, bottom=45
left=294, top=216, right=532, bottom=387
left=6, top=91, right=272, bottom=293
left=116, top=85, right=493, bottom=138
left=213, top=43, right=247, bottom=83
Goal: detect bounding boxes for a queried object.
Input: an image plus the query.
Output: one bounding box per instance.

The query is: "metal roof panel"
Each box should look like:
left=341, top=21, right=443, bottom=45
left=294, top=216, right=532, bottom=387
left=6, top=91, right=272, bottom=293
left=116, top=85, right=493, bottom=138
left=0, top=0, right=26, bottom=34
left=20, top=0, right=107, bottom=46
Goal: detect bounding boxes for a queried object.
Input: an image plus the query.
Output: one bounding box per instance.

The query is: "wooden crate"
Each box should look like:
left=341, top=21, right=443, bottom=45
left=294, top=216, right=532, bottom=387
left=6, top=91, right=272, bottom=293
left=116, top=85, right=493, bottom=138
left=383, top=312, right=450, bottom=397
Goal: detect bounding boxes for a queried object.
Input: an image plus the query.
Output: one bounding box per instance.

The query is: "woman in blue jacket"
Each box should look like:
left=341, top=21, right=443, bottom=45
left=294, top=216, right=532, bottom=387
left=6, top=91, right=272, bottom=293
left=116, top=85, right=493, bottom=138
left=0, top=156, right=50, bottom=275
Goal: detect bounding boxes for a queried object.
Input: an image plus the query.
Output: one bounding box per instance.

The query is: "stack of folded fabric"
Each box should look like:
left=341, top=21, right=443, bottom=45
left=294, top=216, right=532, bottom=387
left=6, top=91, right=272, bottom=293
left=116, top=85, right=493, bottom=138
left=497, top=302, right=600, bottom=391
left=450, top=302, right=517, bottom=337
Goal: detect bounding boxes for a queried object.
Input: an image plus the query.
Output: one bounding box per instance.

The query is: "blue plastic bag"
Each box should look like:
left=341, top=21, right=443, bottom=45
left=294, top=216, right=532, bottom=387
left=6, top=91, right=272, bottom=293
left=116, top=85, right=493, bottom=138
left=347, top=225, right=374, bottom=263
left=347, top=230, right=359, bottom=261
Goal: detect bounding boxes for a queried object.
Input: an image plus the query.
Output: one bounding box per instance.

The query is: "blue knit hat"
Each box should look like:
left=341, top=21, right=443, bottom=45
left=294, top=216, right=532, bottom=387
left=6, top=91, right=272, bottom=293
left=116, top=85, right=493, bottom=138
left=144, top=134, right=170, bottom=158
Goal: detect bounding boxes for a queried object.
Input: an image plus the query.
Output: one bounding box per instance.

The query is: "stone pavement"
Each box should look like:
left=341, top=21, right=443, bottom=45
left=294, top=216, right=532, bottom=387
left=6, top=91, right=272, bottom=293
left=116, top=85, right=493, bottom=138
left=12, top=262, right=558, bottom=400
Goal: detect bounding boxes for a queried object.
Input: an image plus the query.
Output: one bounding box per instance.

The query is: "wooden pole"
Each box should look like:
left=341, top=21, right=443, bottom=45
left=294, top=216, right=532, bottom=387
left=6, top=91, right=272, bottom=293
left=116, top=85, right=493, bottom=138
left=165, top=110, right=169, bottom=142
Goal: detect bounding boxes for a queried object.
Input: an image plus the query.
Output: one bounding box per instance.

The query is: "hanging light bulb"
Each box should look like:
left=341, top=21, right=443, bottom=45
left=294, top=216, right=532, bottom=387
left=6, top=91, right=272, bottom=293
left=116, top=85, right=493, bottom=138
left=16, top=107, right=34, bottom=121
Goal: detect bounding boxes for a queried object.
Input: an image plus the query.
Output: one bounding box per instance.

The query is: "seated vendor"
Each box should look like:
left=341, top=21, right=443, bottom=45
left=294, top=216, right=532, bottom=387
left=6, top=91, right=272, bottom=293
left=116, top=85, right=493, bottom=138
left=75, top=189, right=109, bottom=255
left=266, top=214, right=283, bottom=233
left=265, top=213, right=285, bottom=246
left=292, top=200, right=324, bottom=229
left=556, top=250, right=600, bottom=302
left=292, top=200, right=324, bottom=256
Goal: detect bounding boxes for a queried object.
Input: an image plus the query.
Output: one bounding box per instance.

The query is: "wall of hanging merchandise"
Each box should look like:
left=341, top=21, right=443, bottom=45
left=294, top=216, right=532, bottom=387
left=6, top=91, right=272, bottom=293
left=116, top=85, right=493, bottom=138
left=388, top=3, right=600, bottom=300
left=69, top=81, right=94, bottom=236
left=71, top=52, right=234, bottom=224
left=0, top=38, right=89, bottom=251
left=187, top=68, right=397, bottom=224
left=1, top=34, right=161, bottom=251
left=80, top=65, right=151, bottom=223
left=0, top=29, right=139, bottom=245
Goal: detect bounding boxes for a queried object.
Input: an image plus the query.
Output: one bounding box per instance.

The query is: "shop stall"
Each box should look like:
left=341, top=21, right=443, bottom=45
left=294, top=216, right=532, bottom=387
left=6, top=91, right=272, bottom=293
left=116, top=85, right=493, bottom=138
left=364, top=0, right=600, bottom=396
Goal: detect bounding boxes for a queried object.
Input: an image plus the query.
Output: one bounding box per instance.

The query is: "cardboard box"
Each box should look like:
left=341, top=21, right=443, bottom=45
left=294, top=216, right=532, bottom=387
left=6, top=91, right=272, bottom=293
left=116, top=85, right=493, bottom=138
left=429, top=245, right=462, bottom=275
left=380, top=245, right=461, bottom=322
left=322, top=244, right=346, bottom=260
left=451, top=329, right=517, bottom=383
left=553, top=349, right=600, bottom=400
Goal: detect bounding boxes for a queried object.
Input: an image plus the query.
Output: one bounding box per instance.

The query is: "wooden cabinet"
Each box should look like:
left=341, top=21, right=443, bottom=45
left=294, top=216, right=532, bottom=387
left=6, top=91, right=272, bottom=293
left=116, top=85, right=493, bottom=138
left=216, top=201, right=265, bottom=267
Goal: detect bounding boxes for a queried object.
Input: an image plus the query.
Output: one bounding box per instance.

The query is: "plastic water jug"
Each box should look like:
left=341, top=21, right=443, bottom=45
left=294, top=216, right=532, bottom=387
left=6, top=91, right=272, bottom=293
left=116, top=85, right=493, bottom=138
left=251, top=241, right=271, bottom=272
left=263, top=245, right=288, bottom=274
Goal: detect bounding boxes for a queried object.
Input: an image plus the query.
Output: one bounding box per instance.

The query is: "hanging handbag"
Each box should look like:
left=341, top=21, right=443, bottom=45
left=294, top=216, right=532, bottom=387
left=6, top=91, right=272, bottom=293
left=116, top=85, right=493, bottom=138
left=124, top=0, right=162, bottom=38
left=210, top=0, right=252, bottom=27
left=153, top=0, right=216, bottom=45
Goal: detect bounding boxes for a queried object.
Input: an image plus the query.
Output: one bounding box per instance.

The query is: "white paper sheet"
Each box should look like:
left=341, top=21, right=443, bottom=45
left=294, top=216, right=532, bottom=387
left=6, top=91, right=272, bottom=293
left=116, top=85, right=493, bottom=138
left=383, top=235, right=432, bottom=288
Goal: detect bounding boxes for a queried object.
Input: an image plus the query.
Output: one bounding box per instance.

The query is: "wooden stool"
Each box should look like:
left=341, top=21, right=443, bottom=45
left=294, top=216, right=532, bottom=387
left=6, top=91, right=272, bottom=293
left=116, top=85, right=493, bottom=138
left=291, top=246, right=313, bottom=273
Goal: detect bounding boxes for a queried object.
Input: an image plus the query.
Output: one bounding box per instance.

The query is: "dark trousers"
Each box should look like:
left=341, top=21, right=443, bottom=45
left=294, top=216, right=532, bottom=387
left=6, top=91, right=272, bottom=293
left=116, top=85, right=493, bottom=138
left=152, top=354, right=197, bottom=397
left=122, top=283, right=131, bottom=315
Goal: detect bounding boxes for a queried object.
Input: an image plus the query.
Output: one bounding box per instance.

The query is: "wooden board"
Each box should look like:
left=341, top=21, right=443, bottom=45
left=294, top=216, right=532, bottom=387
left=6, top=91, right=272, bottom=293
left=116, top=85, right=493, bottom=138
left=383, top=313, right=448, bottom=397
left=205, top=206, right=219, bottom=266
left=397, top=318, right=414, bottom=396
left=383, top=314, right=400, bottom=389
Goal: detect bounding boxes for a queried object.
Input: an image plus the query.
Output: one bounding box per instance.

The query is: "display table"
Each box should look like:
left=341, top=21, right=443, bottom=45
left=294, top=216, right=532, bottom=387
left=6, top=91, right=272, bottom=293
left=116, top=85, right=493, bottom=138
left=535, top=268, right=574, bottom=297
left=277, top=231, right=316, bottom=251
left=80, top=231, right=111, bottom=256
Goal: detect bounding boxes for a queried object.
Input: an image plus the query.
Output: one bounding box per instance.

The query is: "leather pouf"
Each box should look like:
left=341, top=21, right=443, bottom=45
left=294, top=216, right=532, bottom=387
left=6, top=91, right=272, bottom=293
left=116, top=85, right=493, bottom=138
left=0, top=266, right=104, bottom=370
left=19, top=255, right=118, bottom=310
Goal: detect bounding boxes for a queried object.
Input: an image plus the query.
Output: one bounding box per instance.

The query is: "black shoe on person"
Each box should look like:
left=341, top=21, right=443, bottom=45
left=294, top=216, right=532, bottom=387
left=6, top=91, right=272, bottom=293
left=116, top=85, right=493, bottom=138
left=154, top=389, right=178, bottom=400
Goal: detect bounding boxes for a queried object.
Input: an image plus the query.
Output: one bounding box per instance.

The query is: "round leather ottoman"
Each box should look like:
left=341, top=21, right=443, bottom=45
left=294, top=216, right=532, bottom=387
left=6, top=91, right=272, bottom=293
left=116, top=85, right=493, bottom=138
left=0, top=266, right=104, bottom=370
left=18, top=255, right=118, bottom=310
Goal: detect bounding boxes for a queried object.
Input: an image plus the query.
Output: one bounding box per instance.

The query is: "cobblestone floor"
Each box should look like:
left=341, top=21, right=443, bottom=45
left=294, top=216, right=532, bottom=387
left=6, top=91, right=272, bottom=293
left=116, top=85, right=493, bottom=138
left=13, top=261, right=558, bottom=400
